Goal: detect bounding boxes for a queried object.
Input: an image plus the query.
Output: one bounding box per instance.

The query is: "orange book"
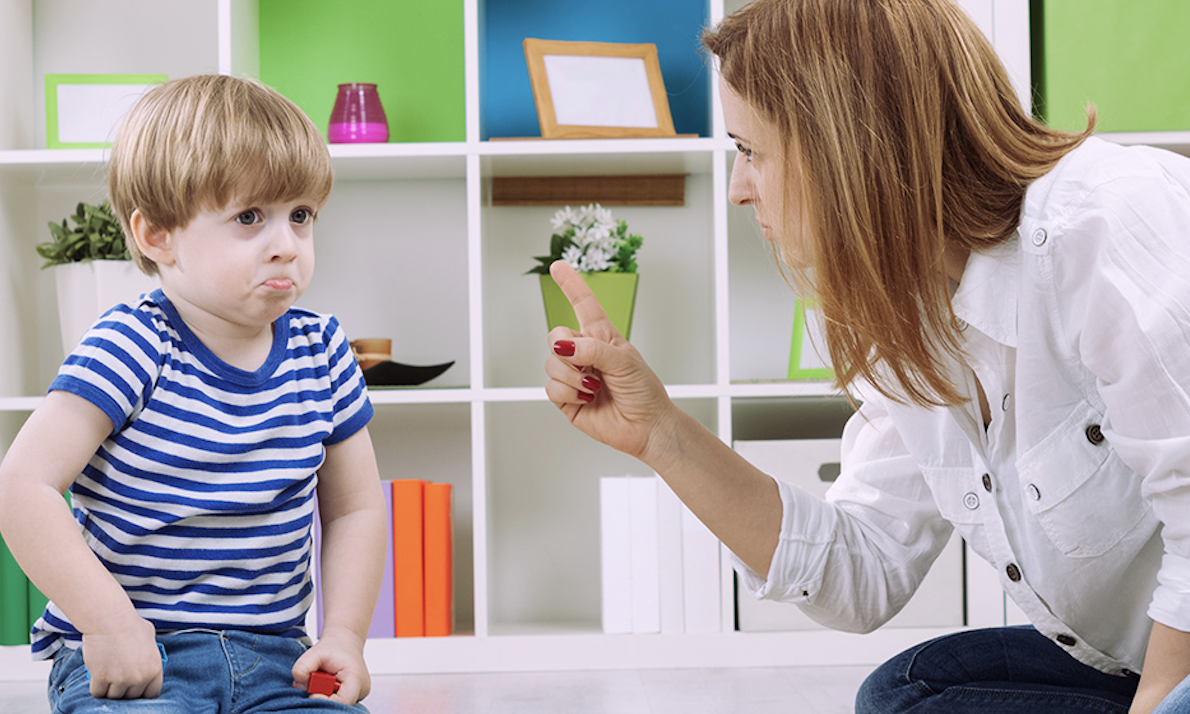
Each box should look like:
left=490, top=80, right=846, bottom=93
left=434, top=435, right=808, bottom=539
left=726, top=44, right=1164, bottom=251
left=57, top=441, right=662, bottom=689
left=423, top=482, right=453, bottom=637
left=391, top=479, right=425, bottom=637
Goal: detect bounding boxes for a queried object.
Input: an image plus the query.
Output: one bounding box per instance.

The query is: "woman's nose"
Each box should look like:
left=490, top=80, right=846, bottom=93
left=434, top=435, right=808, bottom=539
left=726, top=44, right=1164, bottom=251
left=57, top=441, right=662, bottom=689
left=728, top=153, right=753, bottom=206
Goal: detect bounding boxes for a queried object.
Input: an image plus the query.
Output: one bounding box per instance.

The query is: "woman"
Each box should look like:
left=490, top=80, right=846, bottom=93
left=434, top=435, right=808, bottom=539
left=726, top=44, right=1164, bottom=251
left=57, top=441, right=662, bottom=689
left=543, top=1, right=1190, bottom=712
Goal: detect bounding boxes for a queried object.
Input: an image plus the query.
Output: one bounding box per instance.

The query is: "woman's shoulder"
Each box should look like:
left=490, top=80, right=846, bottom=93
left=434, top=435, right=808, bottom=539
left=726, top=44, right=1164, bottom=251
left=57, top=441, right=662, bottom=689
left=1024, top=137, right=1190, bottom=234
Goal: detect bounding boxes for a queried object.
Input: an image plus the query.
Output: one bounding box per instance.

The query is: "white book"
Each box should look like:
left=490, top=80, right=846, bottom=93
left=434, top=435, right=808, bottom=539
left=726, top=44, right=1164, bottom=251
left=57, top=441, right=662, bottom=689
left=681, top=506, right=722, bottom=633
left=599, top=476, right=633, bottom=634
left=655, top=475, right=685, bottom=634
left=629, top=476, right=661, bottom=634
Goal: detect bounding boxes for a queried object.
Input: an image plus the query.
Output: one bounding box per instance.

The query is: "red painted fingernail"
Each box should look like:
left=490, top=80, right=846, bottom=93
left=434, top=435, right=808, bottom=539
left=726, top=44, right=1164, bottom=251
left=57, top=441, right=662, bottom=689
left=553, top=340, right=576, bottom=357
left=582, top=375, right=602, bottom=392
left=577, top=390, right=595, bottom=403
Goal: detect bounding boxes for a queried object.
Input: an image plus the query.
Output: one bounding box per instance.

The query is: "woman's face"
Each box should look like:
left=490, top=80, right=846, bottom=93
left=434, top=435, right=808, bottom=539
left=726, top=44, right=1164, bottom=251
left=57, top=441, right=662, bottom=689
left=721, top=78, right=809, bottom=267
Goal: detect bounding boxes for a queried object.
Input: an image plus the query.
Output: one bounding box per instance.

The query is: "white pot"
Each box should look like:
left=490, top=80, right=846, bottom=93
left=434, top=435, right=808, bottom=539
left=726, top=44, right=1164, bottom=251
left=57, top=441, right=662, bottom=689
left=53, top=260, right=158, bottom=356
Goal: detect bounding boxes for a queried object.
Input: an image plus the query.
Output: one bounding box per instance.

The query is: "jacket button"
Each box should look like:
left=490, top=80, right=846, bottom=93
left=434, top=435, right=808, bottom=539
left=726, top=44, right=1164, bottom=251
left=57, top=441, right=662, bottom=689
left=1031, top=228, right=1048, bottom=246
left=963, top=492, right=980, bottom=510
left=1085, top=424, right=1105, bottom=445
left=1027, top=484, right=1041, bottom=501
left=1056, top=633, right=1077, bottom=647
left=1006, top=563, right=1022, bottom=582
left=982, top=473, right=993, bottom=492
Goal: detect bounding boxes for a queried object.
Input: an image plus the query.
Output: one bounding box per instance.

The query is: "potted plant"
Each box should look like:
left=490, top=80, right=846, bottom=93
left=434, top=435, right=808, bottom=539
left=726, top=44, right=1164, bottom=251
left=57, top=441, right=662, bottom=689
left=527, top=203, right=643, bottom=339
left=38, top=200, right=157, bottom=355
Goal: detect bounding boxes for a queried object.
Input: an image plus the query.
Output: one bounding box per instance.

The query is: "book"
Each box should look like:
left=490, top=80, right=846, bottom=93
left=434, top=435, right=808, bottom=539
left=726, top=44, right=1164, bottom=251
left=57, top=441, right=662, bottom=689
left=0, top=534, right=29, bottom=645
left=391, top=479, right=426, bottom=637
left=423, top=482, right=453, bottom=637
left=370, top=481, right=396, bottom=638
left=655, top=475, right=685, bottom=634
left=629, top=476, right=660, bottom=634
left=681, top=506, right=722, bottom=634
left=599, top=476, right=632, bottom=634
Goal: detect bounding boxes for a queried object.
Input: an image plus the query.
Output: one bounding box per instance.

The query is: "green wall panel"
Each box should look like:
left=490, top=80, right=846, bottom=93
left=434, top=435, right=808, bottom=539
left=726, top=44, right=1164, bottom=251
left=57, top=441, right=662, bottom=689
left=1033, top=0, right=1190, bottom=132
left=259, top=0, right=465, bottom=143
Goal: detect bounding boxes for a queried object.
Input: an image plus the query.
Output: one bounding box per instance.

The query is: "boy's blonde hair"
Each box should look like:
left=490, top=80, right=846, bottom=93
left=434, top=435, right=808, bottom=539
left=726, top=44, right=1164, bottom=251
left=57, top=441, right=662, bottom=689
left=704, top=0, right=1092, bottom=407
left=108, top=74, right=333, bottom=276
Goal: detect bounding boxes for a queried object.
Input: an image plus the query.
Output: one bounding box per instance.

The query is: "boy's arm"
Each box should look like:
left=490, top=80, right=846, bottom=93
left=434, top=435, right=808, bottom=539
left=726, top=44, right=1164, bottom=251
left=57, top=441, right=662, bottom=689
left=0, top=391, right=162, bottom=699
left=292, top=425, right=386, bottom=704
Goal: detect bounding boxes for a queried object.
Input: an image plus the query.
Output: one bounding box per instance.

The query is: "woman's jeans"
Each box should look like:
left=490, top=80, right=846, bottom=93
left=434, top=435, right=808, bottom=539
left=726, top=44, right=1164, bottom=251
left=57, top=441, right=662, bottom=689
left=47, top=629, right=369, bottom=713
left=1155, top=673, right=1190, bottom=714
left=856, top=627, right=1141, bottom=713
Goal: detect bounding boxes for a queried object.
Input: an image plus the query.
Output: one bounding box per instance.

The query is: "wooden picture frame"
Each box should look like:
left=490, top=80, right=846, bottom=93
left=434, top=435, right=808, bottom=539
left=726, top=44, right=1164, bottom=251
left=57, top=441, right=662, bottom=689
left=788, top=298, right=834, bottom=381
left=45, top=74, right=167, bottom=149
left=523, top=38, right=677, bottom=140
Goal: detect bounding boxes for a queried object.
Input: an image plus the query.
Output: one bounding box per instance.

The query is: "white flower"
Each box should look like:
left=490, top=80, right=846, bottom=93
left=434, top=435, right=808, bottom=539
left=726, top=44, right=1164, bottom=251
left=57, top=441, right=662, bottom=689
left=561, top=244, right=585, bottom=270
left=551, top=206, right=578, bottom=232
left=579, top=247, right=612, bottom=272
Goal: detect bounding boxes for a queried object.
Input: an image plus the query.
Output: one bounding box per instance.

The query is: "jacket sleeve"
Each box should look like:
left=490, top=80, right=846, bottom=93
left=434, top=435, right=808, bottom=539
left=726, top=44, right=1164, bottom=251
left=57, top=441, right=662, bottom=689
left=731, top=396, right=954, bottom=633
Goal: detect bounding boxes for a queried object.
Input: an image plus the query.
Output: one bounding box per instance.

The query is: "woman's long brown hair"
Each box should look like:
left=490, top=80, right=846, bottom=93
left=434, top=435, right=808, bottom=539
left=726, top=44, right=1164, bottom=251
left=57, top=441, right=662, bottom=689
left=705, top=0, right=1092, bottom=406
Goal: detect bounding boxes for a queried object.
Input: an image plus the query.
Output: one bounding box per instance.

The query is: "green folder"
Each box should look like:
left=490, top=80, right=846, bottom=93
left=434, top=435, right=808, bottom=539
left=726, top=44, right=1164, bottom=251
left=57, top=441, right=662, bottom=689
left=0, top=535, right=30, bottom=645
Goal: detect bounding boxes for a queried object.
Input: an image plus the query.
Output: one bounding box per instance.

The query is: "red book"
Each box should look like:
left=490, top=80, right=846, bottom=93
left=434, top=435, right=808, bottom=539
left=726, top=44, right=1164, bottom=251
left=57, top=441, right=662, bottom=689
left=423, top=482, right=453, bottom=637
left=391, top=479, right=425, bottom=637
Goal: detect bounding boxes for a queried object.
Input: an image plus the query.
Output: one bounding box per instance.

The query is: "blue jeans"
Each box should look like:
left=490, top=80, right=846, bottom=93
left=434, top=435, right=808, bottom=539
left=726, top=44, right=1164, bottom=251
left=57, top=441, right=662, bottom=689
left=47, top=629, right=369, bottom=713
left=856, top=627, right=1139, bottom=713
left=1154, top=673, right=1190, bottom=714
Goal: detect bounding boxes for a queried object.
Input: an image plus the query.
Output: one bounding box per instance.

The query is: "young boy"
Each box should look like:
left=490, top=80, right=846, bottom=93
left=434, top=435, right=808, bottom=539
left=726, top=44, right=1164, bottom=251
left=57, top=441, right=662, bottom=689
left=0, top=74, right=386, bottom=711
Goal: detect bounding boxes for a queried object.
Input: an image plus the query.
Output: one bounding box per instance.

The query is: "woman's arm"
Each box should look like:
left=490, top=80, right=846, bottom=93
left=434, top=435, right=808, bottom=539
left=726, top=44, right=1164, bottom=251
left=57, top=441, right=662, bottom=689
left=1130, top=622, right=1190, bottom=714
left=292, top=426, right=386, bottom=704
left=0, top=391, right=162, bottom=699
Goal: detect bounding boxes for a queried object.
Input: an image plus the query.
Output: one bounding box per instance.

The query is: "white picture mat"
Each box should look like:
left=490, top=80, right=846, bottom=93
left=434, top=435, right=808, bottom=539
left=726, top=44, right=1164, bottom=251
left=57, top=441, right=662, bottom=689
left=542, top=54, right=659, bottom=128
left=55, top=82, right=155, bottom=143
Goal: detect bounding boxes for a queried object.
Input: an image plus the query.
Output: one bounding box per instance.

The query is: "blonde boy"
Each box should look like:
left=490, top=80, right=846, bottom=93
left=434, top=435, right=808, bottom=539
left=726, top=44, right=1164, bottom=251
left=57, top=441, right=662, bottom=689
left=0, top=75, right=385, bottom=711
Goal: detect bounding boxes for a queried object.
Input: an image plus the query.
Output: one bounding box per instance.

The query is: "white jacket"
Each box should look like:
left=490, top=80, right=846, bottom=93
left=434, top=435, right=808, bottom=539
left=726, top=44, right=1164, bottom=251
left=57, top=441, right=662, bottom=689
left=736, top=137, right=1190, bottom=674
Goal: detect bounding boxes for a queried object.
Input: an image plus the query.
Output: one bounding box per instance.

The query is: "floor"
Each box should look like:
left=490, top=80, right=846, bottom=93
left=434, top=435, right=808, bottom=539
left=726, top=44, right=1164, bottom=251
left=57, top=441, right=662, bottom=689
left=0, top=664, right=870, bottom=713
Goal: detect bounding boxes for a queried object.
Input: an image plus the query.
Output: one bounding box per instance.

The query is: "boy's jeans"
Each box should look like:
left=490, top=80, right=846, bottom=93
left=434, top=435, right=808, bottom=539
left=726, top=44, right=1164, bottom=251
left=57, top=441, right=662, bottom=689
left=855, top=626, right=1141, bottom=713
left=48, top=629, right=368, bottom=713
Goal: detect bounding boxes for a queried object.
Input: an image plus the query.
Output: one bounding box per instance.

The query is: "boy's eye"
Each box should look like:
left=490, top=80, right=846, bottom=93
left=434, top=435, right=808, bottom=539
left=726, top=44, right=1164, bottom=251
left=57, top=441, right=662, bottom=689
left=291, top=207, right=313, bottom=224
left=235, top=210, right=261, bottom=226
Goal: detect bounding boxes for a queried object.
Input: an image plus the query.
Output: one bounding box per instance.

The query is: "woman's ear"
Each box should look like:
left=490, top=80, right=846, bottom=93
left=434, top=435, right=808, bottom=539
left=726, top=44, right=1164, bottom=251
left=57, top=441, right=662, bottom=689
left=129, top=209, right=174, bottom=266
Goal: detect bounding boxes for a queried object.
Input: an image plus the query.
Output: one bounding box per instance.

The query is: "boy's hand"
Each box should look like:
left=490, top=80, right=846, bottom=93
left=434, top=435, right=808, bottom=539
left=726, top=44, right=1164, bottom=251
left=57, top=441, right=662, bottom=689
left=80, top=614, right=162, bottom=699
left=292, top=626, right=370, bottom=705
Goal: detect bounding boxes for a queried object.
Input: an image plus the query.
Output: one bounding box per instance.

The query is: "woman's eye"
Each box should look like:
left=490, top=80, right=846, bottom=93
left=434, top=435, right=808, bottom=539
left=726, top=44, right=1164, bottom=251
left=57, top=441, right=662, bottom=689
left=291, top=208, right=313, bottom=224
left=735, top=142, right=754, bottom=162
left=235, top=210, right=261, bottom=226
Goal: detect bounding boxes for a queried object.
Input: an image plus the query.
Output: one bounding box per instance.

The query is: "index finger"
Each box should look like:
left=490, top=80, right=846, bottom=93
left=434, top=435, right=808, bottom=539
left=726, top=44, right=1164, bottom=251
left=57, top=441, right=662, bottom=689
left=549, top=260, right=620, bottom=340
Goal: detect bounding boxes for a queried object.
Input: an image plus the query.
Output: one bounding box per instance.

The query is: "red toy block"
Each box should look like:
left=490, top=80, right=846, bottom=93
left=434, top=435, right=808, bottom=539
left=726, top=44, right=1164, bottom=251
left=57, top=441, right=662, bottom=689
left=307, top=671, right=341, bottom=697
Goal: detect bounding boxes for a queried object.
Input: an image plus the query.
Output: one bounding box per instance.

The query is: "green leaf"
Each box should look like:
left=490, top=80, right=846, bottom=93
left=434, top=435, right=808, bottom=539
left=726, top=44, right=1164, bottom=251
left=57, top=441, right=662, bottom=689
left=36, top=199, right=130, bottom=268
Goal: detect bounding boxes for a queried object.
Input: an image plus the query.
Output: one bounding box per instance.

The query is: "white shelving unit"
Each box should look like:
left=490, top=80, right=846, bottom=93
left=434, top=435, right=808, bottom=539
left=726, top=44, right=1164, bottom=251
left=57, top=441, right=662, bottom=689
left=2, top=0, right=1186, bottom=682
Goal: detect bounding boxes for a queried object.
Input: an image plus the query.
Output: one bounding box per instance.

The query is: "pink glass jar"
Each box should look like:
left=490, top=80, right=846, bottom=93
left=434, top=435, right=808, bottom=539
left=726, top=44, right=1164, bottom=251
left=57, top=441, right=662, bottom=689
left=327, top=83, right=389, bottom=143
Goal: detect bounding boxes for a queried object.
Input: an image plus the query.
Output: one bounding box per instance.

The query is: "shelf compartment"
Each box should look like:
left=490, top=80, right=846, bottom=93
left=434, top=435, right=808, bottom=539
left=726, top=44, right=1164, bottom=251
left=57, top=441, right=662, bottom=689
left=483, top=398, right=715, bottom=637
left=479, top=0, right=712, bottom=141
left=371, top=403, right=475, bottom=635
left=258, top=0, right=465, bottom=145
left=481, top=177, right=716, bottom=389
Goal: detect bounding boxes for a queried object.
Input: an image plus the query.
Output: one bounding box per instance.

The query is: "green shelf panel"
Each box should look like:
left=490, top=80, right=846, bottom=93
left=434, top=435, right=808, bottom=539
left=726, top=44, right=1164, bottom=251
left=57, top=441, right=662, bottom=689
left=1033, top=0, right=1190, bottom=132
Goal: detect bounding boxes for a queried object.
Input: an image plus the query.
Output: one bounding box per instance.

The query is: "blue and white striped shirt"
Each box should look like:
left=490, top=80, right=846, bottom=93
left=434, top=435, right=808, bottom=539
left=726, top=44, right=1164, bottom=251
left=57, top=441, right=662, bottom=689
left=31, top=289, right=373, bottom=660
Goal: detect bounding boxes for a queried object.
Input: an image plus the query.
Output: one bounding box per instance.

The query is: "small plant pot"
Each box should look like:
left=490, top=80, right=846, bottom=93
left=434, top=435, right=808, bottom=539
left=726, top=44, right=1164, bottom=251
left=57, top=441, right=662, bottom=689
left=539, top=272, right=638, bottom=340
left=53, top=260, right=157, bottom=356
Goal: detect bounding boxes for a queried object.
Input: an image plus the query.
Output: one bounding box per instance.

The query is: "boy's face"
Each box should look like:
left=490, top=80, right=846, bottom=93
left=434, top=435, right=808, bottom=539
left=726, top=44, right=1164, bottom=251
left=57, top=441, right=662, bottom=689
left=156, top=197, right=317, bottom=334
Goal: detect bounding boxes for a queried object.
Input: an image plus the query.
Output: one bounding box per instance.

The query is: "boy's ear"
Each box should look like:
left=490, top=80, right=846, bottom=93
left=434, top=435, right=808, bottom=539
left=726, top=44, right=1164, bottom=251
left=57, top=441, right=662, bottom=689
left=129, top=209, right=174, bottom=266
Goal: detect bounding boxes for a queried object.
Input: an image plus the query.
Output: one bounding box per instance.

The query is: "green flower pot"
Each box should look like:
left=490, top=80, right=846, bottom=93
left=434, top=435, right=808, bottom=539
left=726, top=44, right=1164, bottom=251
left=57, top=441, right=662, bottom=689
left=539, top=272, right=639, bottom=340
